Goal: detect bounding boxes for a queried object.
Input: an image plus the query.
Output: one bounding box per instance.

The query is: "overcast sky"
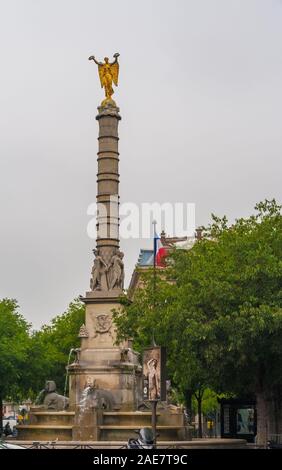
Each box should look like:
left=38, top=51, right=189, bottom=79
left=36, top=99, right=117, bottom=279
left=0, top=0, right=281, bottom=329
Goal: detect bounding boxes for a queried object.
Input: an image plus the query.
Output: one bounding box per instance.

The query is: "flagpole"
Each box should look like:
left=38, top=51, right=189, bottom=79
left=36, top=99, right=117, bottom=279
left=151, top=220, right=158, bottom=445
left=152, top=220, right=157, bottom=308
left=152, top=220, right=157, bottom=347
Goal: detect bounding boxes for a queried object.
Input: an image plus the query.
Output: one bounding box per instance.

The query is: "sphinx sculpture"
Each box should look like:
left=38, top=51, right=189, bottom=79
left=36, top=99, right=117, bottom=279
left=79, top=379, right=115, bottom=411
left=35, top=380, right=69, bottom=411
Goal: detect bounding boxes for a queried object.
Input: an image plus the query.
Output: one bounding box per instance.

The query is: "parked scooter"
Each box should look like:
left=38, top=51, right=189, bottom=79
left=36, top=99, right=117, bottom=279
left=127, top=428, right=155, bottom=449
left=3, top=422, right=13, bottom=437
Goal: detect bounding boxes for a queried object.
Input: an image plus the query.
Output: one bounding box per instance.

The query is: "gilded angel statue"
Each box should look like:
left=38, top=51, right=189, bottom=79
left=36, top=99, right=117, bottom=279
left=88, top=53, right=120, bottom=106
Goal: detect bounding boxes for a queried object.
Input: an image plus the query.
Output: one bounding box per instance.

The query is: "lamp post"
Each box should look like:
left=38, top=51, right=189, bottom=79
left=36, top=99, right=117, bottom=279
left=151, top=399, right=158, bottom=447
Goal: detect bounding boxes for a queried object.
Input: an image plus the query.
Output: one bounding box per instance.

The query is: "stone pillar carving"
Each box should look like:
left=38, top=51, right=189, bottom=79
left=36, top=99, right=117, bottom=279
left=69, top=98, right=142, bottom=413
left=89, top=103, right=123, bottom=293
left=90, top=248, right=124, bottom=292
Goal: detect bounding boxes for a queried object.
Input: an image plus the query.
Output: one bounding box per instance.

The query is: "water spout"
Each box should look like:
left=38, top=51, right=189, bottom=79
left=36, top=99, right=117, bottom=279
left=64, top=348, right=76, bottom=399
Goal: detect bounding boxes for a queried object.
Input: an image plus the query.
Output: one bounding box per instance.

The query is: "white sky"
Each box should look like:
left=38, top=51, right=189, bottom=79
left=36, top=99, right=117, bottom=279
left=0, top=0, right=281, bottom=328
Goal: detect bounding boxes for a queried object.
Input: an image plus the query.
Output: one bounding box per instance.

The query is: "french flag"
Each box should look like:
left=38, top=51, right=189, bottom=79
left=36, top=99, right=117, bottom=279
left=154, top=231, right=168, bottom=267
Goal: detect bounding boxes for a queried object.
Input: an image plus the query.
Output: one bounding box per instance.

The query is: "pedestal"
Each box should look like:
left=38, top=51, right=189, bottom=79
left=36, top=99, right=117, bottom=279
left=68, top=102, right=142, bottom=415
left=68, top=291, right=142, bottom=410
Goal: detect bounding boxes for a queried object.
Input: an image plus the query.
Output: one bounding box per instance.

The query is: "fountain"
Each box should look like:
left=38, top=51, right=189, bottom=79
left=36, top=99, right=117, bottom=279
left=13, top=54, right=249, bottom=448
left=64, top=348, right=80, bottom=399
left=17, top=380, right=74, bottom=440
left=16, top=55, right=190, bottom=444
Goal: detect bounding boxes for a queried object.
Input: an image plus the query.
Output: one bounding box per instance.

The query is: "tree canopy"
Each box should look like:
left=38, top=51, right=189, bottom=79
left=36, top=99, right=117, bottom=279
left=0, top=299, right=31, bottom=401
left=0, top=298, right=85, bottom=404
left=0, top=299, right=31, bottom=431
left=114, top=199, right=282, bottom=442
left=25, top=298, right=85, bottom=396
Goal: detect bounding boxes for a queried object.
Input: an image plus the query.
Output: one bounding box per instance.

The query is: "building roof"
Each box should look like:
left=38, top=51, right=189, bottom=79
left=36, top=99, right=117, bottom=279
left=136, top=236, right=196, bottom=267
left=128, top=235, right=198, bottom=297
left=137, top=249, right=154, bottom=266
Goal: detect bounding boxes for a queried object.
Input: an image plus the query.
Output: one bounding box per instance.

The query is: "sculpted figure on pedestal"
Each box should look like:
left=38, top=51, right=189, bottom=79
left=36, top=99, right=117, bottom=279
left=90, top=249, right=108, bottom=291
left=88, top=53, right=120, bottom=106
left=80, top=378, right=115, bottom=411
left=35, top=380, right=69, bottom=411
left=108, top=250, right=124, bottom=290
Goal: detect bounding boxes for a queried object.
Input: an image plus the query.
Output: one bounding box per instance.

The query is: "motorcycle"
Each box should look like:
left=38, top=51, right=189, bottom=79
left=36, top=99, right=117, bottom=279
left=127, top=427, right=155, bottom=449
left=3, top=422, right=13, bottom=437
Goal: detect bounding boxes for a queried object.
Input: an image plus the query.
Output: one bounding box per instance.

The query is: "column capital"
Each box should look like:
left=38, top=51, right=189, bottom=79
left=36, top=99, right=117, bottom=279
left=96, top=103, right=121, bottom=120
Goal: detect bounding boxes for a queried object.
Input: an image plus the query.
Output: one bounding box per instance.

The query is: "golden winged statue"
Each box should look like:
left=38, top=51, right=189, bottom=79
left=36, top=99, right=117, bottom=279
left=88, top=53, right=120, bottom=106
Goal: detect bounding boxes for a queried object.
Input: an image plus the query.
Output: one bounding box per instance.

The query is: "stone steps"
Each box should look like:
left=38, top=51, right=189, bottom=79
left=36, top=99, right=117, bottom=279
left=16, top=424, right=73, bottom=441
left=28, top=411, right=75, bottom=425
left=17, top=409, right=187, bottom=442
left=99, top=425, right=186, bottom=441
left=102, top=411, right=184, bottom=426
left=99, top=425, right=183, bottom=429
left=17, top=425, right=73, bottom=429
left=102, top=411, right=160, bottom=425
left=29, top=412, right=75, bottom=415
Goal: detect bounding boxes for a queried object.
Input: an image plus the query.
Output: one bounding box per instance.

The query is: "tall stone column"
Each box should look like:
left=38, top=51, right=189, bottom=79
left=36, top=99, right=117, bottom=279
left=96, top=104, right=120, bottom=255
left=68, top=102, right=141, bottom=412
left=89, top=103, right=123, bottom=294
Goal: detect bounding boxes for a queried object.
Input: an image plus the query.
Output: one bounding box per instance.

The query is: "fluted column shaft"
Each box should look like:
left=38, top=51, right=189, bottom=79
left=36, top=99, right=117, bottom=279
left=95, top=105, right=121, bottom=267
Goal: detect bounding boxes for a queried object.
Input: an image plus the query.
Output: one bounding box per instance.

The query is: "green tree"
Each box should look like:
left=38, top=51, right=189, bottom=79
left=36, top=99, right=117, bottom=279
left=0, top=299, right=30, bottom=433
left=115, top=199, right=282, bottom=445
left=176, top=199, right=282, bottom=445
left=23, top=298, right=85, bottom=397
left=115, top=272, right=212, bottom=437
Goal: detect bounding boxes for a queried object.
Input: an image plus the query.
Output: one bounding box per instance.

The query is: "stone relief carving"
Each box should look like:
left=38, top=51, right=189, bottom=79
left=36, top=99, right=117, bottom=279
left=90, top=249, right=107, bottom=291
left=72, top=348, right=81, bottom=364
left=90, top=248, right=124, bottom=291
left=120, top=347, right=134, bottom=363
left=85, top=376, right=96, bottom=389
left=120, top=374, right=132, bottom=390
left=80, top=377, right=115, bottom=410
left=108, top=250, right=124, bottom=290
left=92, top=313, right=113, bottom=339
left=78, top=324, right=89, bottom=338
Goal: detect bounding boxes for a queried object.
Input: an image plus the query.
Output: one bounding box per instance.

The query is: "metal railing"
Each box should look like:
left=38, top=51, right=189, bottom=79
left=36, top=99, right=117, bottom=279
left=6, top=439, right=197, bottom=449
left=8, top=441, right=128, bottom=449
left=267, top=434, right=282, bottom=449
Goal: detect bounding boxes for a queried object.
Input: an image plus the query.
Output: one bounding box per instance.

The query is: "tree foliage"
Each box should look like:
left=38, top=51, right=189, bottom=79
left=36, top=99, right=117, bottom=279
left=25, top=298, right=85, bottom=396
left=114, top=199, right=282, bottom=439
left=0, top=298, right=85, bottom=403
left=0, top=299, right=31, bottom=401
